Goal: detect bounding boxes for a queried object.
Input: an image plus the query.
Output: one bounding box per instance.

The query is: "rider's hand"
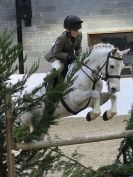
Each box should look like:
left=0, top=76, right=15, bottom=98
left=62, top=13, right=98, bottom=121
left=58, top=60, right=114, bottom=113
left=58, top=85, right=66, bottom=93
left=67, top=55, right=75, bottom=64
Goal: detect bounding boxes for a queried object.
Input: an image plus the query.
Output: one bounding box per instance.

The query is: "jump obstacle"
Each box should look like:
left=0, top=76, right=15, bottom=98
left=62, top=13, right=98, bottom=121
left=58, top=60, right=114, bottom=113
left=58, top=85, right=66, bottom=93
left=4, top=88, right=133, bottom=177
left=16, top=130, right=133, bottom=150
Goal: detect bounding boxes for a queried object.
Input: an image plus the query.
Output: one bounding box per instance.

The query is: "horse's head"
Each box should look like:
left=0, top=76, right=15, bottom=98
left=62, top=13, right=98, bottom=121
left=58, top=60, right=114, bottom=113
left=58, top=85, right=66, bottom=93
left=102, top=47, right=130, bottom=93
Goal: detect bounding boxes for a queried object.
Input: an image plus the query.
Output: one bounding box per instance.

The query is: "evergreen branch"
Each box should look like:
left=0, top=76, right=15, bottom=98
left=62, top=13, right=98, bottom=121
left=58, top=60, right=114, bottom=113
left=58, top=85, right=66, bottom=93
left=49, top=147, right=108, bottom=177
left=116, top=112, right=133, bottom=164
left=50, top=147, right=94, bottom=172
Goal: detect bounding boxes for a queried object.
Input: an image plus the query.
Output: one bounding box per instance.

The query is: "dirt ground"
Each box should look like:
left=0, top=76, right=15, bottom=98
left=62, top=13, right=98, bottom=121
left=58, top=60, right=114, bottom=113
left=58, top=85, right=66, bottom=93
left=46, top=115, right=129, bottom=176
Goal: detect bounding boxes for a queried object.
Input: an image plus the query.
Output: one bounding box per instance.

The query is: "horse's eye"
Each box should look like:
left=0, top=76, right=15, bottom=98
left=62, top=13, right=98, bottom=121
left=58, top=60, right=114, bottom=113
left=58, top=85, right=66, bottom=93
left=110, top=65, right=114, bottom=69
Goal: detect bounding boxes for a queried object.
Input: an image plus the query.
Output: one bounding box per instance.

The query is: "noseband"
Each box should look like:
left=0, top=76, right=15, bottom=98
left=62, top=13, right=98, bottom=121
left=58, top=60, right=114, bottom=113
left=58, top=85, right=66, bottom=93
left=82, top=50, right=123, bottom=83
left=60, top=49, right=123, bottom=115
left=102, top=51, right=122, bottom=81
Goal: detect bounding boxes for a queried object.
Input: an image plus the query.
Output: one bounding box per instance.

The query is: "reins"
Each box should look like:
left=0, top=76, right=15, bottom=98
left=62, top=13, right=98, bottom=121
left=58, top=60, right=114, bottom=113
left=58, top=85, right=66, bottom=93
left=60, top=49, right=122, bottom=115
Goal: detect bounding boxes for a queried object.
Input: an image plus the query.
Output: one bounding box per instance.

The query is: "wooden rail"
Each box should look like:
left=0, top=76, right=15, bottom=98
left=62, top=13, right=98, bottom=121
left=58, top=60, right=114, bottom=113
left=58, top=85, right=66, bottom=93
left=16, top=130, right=133, bottom=150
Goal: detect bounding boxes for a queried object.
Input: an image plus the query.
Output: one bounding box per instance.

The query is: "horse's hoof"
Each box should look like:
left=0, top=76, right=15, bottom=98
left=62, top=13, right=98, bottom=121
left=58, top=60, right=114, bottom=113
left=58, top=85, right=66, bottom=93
left=86, top=111, right=99, bottom=121
left=86, top=112, right=92, bottom=121
left=103, top=111, right=116, bottom=121
left=103, top=111, right=108, bottom=121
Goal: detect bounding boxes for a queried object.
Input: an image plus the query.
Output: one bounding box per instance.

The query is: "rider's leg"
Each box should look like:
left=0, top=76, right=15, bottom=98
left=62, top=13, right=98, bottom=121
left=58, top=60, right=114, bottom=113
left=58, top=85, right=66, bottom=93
left=51, top=59, right=69, bottom=79
left=45, top=59, right=64, bottom=89
left=51, top=59, right=63, bottom=70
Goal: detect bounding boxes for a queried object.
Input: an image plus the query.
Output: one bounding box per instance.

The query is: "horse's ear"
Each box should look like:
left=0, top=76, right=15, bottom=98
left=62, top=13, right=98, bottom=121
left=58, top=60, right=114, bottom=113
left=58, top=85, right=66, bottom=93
left=112, top=48, right=117, bottom=55
left=121, top=48, right=130, bottom=55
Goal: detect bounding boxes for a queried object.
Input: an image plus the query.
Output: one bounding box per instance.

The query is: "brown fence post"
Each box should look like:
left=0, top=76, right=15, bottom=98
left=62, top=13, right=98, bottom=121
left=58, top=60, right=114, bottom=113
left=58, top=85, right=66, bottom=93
left=4, top=87, right=16, bottom=177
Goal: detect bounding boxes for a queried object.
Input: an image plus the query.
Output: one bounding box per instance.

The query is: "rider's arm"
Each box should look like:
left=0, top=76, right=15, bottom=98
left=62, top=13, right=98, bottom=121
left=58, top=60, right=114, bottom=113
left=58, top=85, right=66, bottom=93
left=54, top=36, right=68, bottom=61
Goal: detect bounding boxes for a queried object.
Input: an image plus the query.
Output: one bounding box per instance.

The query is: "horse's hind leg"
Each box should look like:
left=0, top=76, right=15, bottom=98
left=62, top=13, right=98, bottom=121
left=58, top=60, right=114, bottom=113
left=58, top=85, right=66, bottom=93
left=100, top=92, right=117, bottom=121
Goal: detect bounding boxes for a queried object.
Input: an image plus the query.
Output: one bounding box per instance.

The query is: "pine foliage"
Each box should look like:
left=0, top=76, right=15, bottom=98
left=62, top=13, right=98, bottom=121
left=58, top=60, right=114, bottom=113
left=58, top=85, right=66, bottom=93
left=0, top=31, right=39, bottom=177
left=116, top=105, right=133, bottom=164
left=15, top=50, right=91, bottom=177
left=1, top=30, right=133, bottom=177
left=0, top=30, right=91, bottom=176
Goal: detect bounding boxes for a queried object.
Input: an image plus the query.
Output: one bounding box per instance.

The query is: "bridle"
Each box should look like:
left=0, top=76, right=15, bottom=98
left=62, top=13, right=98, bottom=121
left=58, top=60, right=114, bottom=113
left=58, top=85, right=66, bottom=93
left=101, top=51, right=122, bottom=81
left=82, top=50, right=123, bottom=83
left=60, top=49, right=123, bottom=115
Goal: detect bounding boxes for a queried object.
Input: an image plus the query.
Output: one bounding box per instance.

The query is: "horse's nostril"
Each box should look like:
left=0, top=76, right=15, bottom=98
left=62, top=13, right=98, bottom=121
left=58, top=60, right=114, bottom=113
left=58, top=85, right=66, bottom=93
left=111, top=87, right=116, bottom=92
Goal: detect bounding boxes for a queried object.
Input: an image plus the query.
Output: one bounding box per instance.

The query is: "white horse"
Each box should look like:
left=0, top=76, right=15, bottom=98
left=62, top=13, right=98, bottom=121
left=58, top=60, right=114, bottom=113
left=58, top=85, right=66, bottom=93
left=20, top=43, right=130, bottom=132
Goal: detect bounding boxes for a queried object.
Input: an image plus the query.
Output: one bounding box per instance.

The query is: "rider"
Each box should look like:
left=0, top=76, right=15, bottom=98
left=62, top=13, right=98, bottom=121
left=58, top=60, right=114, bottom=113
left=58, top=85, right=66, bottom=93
left=45, top=15, right=83, bottom=79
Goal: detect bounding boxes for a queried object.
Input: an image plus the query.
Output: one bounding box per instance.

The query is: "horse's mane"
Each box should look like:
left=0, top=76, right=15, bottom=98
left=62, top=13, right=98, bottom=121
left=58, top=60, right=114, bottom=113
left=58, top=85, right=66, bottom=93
left=92, top=43, right=115, bottom=51
left=81, top=43, right=115, bottom=64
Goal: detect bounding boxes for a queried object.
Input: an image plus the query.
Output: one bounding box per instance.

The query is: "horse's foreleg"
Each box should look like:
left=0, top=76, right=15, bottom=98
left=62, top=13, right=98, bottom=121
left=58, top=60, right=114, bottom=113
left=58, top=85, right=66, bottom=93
left=55, top=90, right=92, bottom=117
left=67, top=89, right=101, bottom=121
left=93, top=92, right=101, bottom=115
left=86, top=90, right=101, bottom=121
left=110, top=94, right=117, bottom=113
left=103, top=93, right=117, bottom=121
left=100, top=92, right=111, bottom=105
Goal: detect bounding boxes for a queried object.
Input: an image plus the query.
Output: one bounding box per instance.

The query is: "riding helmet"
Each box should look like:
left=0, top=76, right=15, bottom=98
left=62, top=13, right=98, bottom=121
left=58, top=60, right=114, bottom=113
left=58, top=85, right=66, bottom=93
left=64, top=15, right=83, bottom=30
